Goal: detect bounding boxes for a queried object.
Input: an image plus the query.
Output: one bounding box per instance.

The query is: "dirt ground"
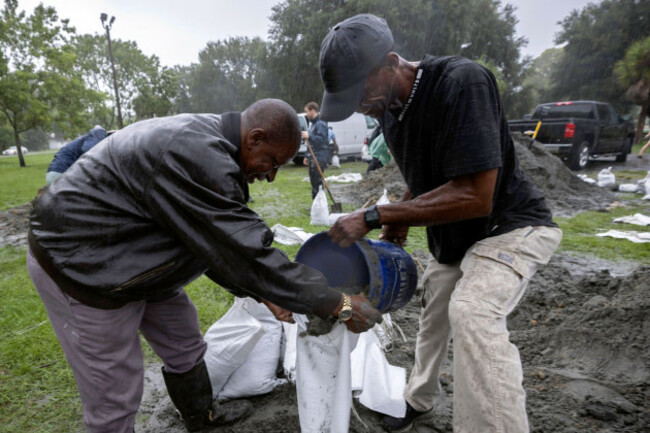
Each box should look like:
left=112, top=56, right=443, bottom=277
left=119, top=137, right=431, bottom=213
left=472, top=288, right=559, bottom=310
left=2, top=136, right=649, bottom=432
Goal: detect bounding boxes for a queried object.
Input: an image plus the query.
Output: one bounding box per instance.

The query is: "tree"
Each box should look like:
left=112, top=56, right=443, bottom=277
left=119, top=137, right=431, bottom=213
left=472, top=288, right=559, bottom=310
left=520, top=48, right=565, bottom=114
left=0, top=0, right=103, bottom=166
left=551, top=0, right=650, bottom=111
left=132, top=66, right=178, bottom=120
left=267, top=0, right=529, bottom=117
left=614, top=36, right=650, bottom=143
left=73, top=34, right=175, bottom=127
left=182, top=37, right=273, bottom=113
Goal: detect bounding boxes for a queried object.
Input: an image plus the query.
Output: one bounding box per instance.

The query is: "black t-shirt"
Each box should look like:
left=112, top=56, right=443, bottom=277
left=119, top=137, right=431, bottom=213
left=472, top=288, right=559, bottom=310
left=381, top=55, right=556, bottom=264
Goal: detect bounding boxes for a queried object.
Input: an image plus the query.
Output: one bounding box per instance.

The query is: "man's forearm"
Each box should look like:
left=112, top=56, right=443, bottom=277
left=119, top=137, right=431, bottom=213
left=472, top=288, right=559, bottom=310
left=377, top=169, right=497, bottom=227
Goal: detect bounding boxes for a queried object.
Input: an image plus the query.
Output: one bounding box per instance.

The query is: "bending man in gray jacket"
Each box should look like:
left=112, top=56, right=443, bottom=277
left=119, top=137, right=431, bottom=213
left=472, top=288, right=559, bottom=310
left=28, top=98, right=382, bottom=433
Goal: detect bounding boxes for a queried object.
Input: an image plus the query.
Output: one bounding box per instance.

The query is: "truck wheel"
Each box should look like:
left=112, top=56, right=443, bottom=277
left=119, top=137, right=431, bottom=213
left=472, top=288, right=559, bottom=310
left=615, top=137, right=632, bottom=163
left=569, top=141, right=590, bottom=170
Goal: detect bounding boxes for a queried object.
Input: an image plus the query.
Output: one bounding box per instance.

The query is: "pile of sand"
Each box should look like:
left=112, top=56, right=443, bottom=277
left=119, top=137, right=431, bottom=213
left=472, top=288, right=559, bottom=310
left=332, top=132, right=615, bottom=217
left=137, top=253, right=649, bottom=433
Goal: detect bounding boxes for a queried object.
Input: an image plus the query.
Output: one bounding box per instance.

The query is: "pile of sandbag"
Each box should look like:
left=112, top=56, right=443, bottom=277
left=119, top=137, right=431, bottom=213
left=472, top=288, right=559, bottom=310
left=204, top=297, right=408, bottom=433
left=579, top=168, right=650, bottom=198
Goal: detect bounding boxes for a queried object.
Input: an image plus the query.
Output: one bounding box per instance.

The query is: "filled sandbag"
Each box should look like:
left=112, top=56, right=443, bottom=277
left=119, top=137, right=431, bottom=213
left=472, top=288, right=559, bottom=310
left=204, top=298, right=264, bottom=397
left=217, top=298, right=286, bottom=399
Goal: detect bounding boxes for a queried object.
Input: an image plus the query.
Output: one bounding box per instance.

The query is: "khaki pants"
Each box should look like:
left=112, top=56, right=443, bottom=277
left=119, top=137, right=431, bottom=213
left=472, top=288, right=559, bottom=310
left=405, top=226, right=562, bottom=433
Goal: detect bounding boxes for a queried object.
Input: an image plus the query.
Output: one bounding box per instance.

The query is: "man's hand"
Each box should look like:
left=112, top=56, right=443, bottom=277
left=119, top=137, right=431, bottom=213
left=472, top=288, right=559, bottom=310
left=379, top=224, right=410, bottom=247
left=332, top=294, right=382, bottom=333
left=328, top=210, right=370, bottom=248
left=261, top=299, right=294, bottom=323
left=301, top=131, right=309, bottom=140
left=303, top=157, right=309, bottom=166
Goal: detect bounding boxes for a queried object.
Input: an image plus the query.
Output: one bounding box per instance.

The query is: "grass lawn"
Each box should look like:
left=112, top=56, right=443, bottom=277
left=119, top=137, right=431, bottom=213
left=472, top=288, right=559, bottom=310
left=0, top=155, right=648, bottom=432
left=0, top=151, right=56, bottom=210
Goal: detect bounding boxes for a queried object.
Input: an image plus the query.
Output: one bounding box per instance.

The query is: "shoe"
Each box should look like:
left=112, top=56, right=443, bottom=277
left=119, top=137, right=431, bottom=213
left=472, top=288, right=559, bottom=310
left=162, top=360, right=252, bottom=432
left=381, top=402, right=430, bottom=432
left=205, top=399, right=253, bottom=428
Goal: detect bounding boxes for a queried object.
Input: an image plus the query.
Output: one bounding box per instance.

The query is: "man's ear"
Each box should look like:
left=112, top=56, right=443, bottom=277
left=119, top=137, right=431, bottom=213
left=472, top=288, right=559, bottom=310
left=247, top=128, right=267, bottom=147
left=384, top=52, right=399, bottom=72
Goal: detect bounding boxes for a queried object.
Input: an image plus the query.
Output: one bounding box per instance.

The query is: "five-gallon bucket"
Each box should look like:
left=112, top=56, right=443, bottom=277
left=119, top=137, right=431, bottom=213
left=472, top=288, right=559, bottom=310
left=295, top=232, right=417, bottom=313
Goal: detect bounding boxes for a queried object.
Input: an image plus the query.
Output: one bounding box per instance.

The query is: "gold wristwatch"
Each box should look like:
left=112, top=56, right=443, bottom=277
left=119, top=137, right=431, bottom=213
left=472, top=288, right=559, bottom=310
left=338, top=294, right=353, bottom=321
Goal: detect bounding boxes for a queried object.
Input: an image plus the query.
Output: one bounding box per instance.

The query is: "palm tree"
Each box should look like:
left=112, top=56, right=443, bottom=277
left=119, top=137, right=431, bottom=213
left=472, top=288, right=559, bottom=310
left=614, top=36, right=650, bottom=144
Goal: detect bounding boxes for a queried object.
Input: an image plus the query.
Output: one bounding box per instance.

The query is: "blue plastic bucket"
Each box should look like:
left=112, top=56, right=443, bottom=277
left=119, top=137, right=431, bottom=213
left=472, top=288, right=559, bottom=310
left=295, top=232, right=417, bottom=313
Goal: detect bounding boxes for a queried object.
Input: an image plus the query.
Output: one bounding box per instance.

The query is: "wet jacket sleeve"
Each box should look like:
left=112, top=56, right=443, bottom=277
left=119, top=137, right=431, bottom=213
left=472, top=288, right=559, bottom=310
left=144, top=136, right=341, bottom=318
left=306, top=120, right=329, bottom=162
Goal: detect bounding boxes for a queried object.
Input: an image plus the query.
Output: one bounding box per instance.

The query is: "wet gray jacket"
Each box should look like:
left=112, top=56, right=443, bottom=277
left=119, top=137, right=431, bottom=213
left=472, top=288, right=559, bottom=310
left=29, top=113, right=340, bottom=317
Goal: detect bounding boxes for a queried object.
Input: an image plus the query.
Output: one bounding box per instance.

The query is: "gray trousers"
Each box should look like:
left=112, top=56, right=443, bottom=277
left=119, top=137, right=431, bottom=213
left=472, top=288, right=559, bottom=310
left=27, top=251, right=207, bottom=433
left=405, top=226, right=562, bottom=433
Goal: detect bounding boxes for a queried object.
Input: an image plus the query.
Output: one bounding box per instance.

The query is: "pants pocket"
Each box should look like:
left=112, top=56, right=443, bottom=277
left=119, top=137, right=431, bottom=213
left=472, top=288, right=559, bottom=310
left=454, top=246, right=530, bottom=318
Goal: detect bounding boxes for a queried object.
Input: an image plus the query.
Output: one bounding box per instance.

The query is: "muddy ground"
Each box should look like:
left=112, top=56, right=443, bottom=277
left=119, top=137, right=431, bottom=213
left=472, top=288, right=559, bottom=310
left=2, top=136, right=648, bottom=432
left=133, top=253, right=649, bottom=433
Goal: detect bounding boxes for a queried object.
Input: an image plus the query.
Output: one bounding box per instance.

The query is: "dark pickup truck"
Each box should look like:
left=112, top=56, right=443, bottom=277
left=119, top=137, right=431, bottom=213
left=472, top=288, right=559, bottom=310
left=508, top=101, right=635, bottom=170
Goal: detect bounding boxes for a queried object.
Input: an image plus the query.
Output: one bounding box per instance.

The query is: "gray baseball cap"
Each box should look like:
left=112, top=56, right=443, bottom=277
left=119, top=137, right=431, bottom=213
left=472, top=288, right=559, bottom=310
left=319, top=14, right=394, bottom=122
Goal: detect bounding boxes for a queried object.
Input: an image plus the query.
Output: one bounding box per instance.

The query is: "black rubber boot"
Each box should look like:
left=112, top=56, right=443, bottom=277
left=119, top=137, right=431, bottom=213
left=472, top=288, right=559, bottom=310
left=162, top=360, right=252, bottom=432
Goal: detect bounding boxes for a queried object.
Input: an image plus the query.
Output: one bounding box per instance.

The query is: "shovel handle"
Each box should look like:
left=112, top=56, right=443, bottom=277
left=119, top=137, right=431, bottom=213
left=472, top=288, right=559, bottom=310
left=306, top=141, right=337, bottom=204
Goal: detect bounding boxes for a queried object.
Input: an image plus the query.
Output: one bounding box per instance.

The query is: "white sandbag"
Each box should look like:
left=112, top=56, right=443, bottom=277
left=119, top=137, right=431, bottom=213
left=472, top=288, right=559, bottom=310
left=204, top=298, right=264, bottom=397
left=331, top=155, right=340, bottom=168
left=350, top=331, right=407, bottom=418
left=325, top=173, right=363, bottom=183
left=281, top=321, right=298, bottom=383
left=618, top=183, right=640, bottom=193
left=577, top=174, right=597, bottom=184
left=597, top=167, right=616, bottom=188
left=310, top=186, right=329, bottom=226
left=642, top=171, right=650, bottom=195
left=376, top=188, right=391, bottom=205
left=296, top=320, right=359, bottom=433
left=218, top=298, right=286, bottom=399
left=271, top=224, right=313, bottom=245
left=613, top=213, right=650, bottom=226
left=596, top=230, right=650, bottom=243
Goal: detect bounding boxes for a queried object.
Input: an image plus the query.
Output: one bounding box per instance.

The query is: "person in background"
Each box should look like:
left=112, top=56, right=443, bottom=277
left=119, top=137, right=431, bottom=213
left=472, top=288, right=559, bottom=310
left=318, top=14, right=562, bottom=432
left=327, top=126, right=339, bottom=165
left=301, top=102, right=329, bottom=198
left=637, top=130, right=650, bottom=159
left=28, top=98, right=382, bottom=433
left=366, top=130, right=391, bottom=174
left=46, top=125, right=110, bottom=185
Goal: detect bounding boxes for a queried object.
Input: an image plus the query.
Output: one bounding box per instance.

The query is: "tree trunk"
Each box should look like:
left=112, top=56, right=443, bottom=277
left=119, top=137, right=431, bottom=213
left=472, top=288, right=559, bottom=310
left=13, top=126, right=26, bottom=167
left=636, top=97, right=650, bottom=144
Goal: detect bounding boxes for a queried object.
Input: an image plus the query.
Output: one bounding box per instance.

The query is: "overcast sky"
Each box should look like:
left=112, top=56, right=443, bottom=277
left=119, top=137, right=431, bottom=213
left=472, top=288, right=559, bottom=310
left=16, top=0, right=600, bottom=67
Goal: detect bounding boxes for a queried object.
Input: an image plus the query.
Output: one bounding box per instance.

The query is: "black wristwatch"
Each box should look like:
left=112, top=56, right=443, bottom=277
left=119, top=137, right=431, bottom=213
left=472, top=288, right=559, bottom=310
left=364, top=205, right=382, bottom=230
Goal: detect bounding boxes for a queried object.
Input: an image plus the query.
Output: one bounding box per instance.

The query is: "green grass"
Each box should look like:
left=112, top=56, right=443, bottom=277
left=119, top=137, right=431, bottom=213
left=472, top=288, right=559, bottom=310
left=0, top=155, right=648, bottom=431
left=0, top=151, right=56, bottom=210
left=555, top=203, right=650, bottom=262
left=0, top=246, right=83, bottom=432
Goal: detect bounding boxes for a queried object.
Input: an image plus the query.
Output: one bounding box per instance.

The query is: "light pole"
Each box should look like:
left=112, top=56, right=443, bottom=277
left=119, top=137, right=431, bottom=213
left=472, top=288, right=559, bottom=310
left=100, top=13, right=123, bottom=129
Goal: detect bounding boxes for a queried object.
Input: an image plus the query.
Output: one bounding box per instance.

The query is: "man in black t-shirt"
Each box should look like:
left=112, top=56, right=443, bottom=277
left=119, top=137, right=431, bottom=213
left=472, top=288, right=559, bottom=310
left=318, top=14, right=562, bottom=433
